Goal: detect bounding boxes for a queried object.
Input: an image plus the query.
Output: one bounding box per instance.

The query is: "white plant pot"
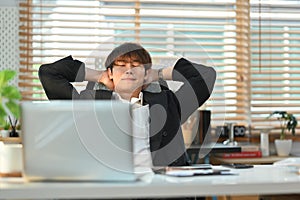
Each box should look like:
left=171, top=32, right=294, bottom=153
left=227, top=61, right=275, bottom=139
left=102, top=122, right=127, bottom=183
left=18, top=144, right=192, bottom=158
left=0, top=142, right=23, bottom=174
left=0, top=130, right=10, bottom=138
left=275, top=139, right=292, bottom=156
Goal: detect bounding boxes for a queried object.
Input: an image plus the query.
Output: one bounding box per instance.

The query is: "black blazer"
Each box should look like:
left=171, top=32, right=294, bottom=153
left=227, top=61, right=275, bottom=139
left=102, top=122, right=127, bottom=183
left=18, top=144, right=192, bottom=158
left=39, top=56, right=216, bottom=166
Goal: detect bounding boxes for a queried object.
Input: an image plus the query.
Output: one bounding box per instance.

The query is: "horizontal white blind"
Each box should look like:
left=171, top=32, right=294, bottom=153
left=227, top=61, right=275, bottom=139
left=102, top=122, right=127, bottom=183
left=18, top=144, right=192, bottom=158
left=19, top=0, right=250, bottom=127
left=250, top=0, right=300, bottom=135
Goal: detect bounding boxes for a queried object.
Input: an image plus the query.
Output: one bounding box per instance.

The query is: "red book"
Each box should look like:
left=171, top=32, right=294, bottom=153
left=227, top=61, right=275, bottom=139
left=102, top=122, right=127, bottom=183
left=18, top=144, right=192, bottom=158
left=216, top=151, right=262, bottom=158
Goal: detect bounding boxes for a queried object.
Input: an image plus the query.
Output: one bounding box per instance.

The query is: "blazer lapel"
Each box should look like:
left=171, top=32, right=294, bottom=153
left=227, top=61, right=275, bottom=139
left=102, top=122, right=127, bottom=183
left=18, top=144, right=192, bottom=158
left=143, top=91, right=168, bottom=154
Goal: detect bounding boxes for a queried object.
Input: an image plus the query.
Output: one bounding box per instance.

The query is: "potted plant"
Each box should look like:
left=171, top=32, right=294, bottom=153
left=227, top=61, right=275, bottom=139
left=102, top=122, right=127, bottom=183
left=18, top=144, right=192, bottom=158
left=0, top=70, right=21, bottom=134
left=268, top=111, right=298, bottom=156
left=0, top=120, right=10, bottom=138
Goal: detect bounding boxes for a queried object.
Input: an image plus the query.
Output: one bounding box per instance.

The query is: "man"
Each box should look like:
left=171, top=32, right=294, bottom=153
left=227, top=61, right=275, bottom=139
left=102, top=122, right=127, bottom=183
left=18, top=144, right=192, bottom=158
left=39, top=42, right=216, bottom=167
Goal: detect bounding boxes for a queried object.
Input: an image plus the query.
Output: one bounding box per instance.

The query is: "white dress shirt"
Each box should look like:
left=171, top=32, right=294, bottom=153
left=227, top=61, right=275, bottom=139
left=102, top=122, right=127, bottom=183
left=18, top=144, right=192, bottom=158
left=113, top=92, right=153, bottom=174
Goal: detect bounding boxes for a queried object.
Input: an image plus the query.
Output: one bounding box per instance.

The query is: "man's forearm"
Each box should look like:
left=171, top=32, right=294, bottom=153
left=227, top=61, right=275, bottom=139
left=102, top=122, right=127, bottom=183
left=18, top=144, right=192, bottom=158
left=160, top=66, right=174, bottom=81
left=85, top=68, right=103, bottom=82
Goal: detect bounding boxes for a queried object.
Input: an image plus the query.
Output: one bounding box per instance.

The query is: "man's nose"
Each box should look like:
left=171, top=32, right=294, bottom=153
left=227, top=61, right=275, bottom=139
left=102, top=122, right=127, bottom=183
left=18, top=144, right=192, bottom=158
left=125, top=70, right=133, bottom=75
left=124, top=64, right=134, bottom=74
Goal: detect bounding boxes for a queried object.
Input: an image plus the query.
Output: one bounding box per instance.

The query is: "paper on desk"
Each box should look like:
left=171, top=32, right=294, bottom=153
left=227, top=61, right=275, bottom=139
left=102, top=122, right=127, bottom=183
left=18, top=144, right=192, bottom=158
left=165, top=169, right=214, bottom=177
left=273, top=158, right=300, bottom=174
left=163, top=167, right=237, bottom=177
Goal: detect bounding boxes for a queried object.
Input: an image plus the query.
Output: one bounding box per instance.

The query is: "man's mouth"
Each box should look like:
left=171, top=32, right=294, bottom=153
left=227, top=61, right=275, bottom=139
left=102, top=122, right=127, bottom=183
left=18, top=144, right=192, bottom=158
left=122, top=77, right=136, bottom=81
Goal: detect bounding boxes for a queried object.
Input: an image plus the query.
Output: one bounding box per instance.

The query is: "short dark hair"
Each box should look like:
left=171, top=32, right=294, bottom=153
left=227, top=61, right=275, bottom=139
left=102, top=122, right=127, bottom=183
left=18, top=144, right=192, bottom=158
left=105, top=42, right=152, bottom=70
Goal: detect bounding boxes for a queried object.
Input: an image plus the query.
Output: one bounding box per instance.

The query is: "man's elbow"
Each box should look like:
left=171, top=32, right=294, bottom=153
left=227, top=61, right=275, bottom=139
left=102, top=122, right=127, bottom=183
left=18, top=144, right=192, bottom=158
left=38, top=64, right=55, bottom=87
left=205, top=67, right=217, bottom=95
left=38, top=64, right=47, bottom=83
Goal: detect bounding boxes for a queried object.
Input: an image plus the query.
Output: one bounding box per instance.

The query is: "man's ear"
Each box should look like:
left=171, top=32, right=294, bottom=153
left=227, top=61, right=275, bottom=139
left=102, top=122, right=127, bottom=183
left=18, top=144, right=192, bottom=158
left=108, top=68, right=113, bottom=79
left=144, top=69, right=150, bottom=82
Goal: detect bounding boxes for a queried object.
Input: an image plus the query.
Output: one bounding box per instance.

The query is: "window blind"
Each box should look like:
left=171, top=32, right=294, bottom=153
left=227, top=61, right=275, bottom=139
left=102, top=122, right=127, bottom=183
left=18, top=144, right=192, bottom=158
left=19, top=0, right=250, bottom=128
left=250, top=0, right=300, bottom=135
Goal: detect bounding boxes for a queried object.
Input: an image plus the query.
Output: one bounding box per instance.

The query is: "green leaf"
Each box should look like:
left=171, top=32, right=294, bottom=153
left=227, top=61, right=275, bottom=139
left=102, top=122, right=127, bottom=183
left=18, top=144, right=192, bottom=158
left=5, top=100, right=20, bottom=119
left=0, top=70, right=16, bottom=89
left=268, top=111, right=298, bottom=138
left=268, top=111, right=286, bottom=119
left=0, top=70, right=21, bottom=125
left=2, top=86, right=21, bottom=100
left=0, top=104, right=7, bottom=127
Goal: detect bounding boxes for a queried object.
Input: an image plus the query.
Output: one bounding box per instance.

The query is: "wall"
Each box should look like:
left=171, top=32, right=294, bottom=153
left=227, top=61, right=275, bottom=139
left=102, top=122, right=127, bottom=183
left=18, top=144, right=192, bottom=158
left=0, top=0, right=19, bottom=86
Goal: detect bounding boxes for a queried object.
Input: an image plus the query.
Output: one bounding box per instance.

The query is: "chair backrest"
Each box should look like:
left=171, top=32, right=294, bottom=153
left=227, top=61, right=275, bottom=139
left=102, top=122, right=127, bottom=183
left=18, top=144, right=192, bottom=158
left=86, top=81, right=96, bottom=90
left=182, top=110, right=211, bottom=147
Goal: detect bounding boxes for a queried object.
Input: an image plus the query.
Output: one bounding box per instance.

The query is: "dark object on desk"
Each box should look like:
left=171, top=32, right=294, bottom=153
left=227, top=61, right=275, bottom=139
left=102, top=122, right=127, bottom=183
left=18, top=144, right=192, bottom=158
left=188, top=143, right=241, bottom=154
left=187, top=143, right=242, bottom=164
left=216, top=125, right=229, bottom=138
left=234, top=125, right=246, bottom=137
left=9, top=130, right=19, bottom=137
left=222, top=163, right=254, bottom=169
left=217, top=125, right=246, bottom=138
left=8, top=116, right=19, bottom=137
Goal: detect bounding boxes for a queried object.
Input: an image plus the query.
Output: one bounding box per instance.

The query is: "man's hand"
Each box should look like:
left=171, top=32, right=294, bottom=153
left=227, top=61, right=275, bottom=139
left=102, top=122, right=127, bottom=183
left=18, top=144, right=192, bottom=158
left=98, top=70, right=114, bottom=90
left=144, top=68, right=159, bottom=85
left=85, top=68, right=114, bottom=90
left=144, top=66, right=174, bottom=84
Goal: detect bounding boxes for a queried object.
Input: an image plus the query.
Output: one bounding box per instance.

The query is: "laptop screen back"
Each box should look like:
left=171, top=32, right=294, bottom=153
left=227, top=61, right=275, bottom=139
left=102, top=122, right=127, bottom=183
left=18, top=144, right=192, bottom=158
left=21, top=100, right=136, bottom=181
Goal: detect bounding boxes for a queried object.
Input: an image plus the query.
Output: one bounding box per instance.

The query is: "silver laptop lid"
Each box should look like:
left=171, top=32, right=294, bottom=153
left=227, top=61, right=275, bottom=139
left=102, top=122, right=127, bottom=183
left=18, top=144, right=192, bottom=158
left=21, top=100, right=136, bottom=181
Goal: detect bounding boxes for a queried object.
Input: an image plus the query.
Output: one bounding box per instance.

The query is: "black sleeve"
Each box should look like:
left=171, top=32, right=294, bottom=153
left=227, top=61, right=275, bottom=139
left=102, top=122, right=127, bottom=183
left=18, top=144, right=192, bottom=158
left=38, top=56, right=86, bottom=100
left=172, top=58, right=216, bottom=124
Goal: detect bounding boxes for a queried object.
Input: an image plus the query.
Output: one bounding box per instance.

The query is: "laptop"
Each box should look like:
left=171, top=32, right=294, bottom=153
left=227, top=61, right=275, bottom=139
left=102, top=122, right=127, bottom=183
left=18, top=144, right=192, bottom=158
left=21, top=100, right=137, bottom=182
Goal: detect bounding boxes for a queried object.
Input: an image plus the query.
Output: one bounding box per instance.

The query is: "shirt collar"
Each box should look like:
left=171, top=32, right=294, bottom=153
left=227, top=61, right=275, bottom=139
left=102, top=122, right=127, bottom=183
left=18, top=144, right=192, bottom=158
left=131, top=92, right=143, bottom=105
left=113, top=92, right=144, bottom=105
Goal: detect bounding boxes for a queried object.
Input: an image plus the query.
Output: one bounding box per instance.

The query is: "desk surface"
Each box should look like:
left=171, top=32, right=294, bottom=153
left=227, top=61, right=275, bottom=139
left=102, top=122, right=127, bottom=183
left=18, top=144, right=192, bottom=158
left=1, top=165, right=300, bottom=199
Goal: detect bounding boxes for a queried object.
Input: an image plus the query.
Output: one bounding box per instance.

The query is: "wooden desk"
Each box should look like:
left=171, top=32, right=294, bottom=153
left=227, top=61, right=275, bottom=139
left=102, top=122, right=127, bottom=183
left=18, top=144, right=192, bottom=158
left=1, top=165, right=300, bottom=199
left=0, top=137, right=21, bottom=144
left=210, top=155, right=295, bottom=165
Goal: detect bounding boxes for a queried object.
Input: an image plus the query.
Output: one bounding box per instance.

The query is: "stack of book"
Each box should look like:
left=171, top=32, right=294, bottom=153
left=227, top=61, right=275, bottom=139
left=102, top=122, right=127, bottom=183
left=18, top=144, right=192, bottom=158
left=215, top=145, right=262, bottom=158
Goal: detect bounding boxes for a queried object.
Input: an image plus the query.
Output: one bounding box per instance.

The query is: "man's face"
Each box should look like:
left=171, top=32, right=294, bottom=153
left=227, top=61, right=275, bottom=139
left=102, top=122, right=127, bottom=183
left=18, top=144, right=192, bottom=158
left=108, top=56, right=148, bottom=95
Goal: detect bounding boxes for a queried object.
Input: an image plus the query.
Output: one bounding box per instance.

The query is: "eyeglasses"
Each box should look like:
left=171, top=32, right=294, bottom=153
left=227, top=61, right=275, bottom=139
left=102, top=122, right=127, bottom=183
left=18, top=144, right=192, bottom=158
left=113, top=60, right=144, bottom=71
